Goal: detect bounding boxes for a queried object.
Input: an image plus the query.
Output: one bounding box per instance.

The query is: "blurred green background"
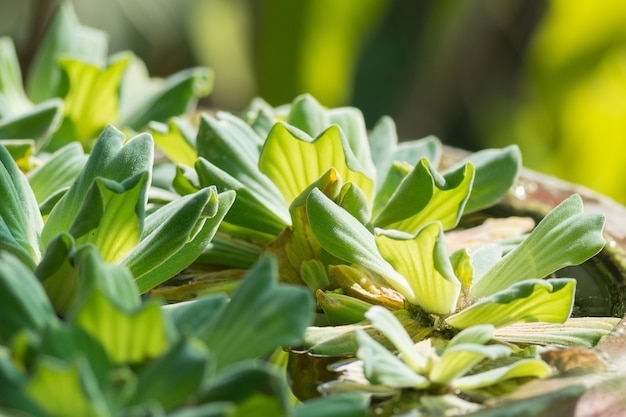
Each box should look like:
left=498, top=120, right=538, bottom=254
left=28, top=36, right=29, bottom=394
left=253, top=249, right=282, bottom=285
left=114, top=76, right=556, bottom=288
left=4, top=0, right=626, bottom=203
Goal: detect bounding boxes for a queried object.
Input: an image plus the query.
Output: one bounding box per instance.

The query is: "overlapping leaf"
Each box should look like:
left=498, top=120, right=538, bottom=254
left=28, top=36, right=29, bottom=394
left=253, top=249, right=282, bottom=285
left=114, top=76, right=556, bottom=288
left=259, top=122, right=374, bottom=205
left=447, top=278, right=576, bottom=329
left=470, top=195, right=605, bottom=297
left=375, top=223, right=461, bottom=315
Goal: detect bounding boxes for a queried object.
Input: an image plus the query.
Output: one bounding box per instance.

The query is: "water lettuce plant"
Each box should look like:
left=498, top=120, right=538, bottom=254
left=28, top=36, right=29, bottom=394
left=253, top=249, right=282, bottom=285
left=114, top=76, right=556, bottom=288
left=321, top=307, right=552, bottom=415
left=0, top=3, right=623, bottom=416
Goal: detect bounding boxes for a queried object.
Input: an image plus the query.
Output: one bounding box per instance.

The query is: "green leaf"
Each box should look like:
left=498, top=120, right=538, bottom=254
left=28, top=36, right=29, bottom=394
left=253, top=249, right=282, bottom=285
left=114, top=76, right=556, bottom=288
left=119, top=58, right=213, bottom=129
left=51, top=53, right=131, bottom=149
left=0, top=99, right=64, bottom=147
left=452, top=358, right=551, bottom=390
left=42, top=127, right=153, bottom=245
left=70, top=174, right=147, bottom=263
left=430, top=340, right=511, bottom=385
left=455, top=145, right=521, bottom=214
left=0, top=37, right=32, bottom=117
left=196, top=113, right=290, bottom=225
left=328, top=106, right=376, bottom=177
left=73, top=290, right=169, bottom=364
left=493, top=317, right=621, bottom=348
left=196, top=157, right=287, bottom=238
left=0, top=252, right=57, bottom=344
left=375, top=223, right=461, bottom=314
left=372, top=161, right=412, bottom=218
left=36, top=233, right=81, bottom=314
left=199, top=255, right=314, bottom=371
left=355, top=329, right=430, bottom=389
left=129, top=338, right=210, bottom=411
left=124, top=189, right=234, bottom=293
left=26, top=357, right=109, bottom=417
left=373, top=159, right=474, bottom=233
left=368, top=115, right=441, bottom=188
left=316, top=290, right=373, bottom=325
left=446, top=278, right=576, bottom=329
left=0, top=143, right=43, bottom=267
left=259, top=122, right=374, bottom=205
left=71, top=245, right=140, bottom=313
left=337, top=182, right=371, bottom=225
left=163, top=295, right=229, bottom=337
left=470, top=195, right=605, bottom=297
left=295, top=393, right=370, bottom=417
left=26, top=1, right=108, bottom=103
left=201, top=361, right=291, bottom=416
left=286, top=93, right=330, bottom=136
left=150, top=118, right=197, bottom=167
left=27, top=142, right=87, bottom=206
left=306, top=188, right=410, bottom=298
left=364, top=306, right=430, bottom=373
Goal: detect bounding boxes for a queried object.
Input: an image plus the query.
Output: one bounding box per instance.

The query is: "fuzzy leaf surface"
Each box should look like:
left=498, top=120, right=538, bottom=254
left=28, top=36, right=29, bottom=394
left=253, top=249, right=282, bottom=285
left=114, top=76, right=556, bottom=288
left=260, top=122, right=373, bottom=205
left=447, top=278, right=576, bottom=329
left=470, top=195, right=605, bottom=297
left=375, top=223, right=461, bottom=314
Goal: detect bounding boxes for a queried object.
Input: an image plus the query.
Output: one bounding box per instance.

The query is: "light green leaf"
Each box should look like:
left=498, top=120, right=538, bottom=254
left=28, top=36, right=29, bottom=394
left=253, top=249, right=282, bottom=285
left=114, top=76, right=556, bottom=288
left=124, top=188, right=233, bottom=293
left=447, top=324, right=496, bottom=348
left=70, top=174, right=147, bottom=263
left=316, top=290, right=373, bottom=325
left=129, top=338, right=209, bottom=411
left=26, top=1, right=108, bottom=103
left=200, top=361, right=291, bottom=415
left=430, top=343, right=511, bottom=385
left=286, top=93, right=330, bottom=136
left=36, top=233, right=81, bottom=314
left=295, top=393, right=369, bottom=417
left=452, top=358, right=551, bottom=390
left=199, top=255, right=314, bottom=371
left=196, top=157, right=287, bottom=238
left=259, top=122, right=374, bottom=205
left=372, top=161, right=412, bottom=218
left=119, top=59, right=213, bottom=129
left=150, top=118, right=197, bottom=167
left=338, top=181, right=371, bottom=224
left=0, top=139, right=33, bottom=166
left=365, top=306, right=430, bottom=373
left=72, top=245, right=140, bottom=314
left=375, top=160, right=474, bottom=233
left=306, top=188, right=410, bottom=298
left=198, top=232, right=262, bottom=269
left=328, top=106, right=376, bottom=177
left=470, top=195, right=605, bottom=297
left=73, top=290, right=169, bottom=364
left=0, top=37, right=32, bottom=117
left=376, top=223, right=461, bottom=314
left=42, top=127, right=153, bottom=245
left=163, top=295, right=228, bottom=337
left=0, top=99, right=64, bottom=147
left=494, top=317, right=621, bottom=348
left=51, top=53, right=131, bottom=149
left=196, top=113, right=290, bottom=225
left=368, top=115, right=441, bottom=188
left=26, top=357, right=109, bottom=417
left=446, top=278, right=576, bottom=329
left=355, top=329, right=430, bottom=389
left=0, top=143, right=43, bottom=267
left=368, top=116, right=398, bottom=187
left=27, top=142, right=87, bottom=206
left=372, top=159, right=473, bottom=232
left=0, top=252, right=57, bottom=344
left=455, top=145, right=521, bottom=214
left=420, top=395, right=482, bottom=416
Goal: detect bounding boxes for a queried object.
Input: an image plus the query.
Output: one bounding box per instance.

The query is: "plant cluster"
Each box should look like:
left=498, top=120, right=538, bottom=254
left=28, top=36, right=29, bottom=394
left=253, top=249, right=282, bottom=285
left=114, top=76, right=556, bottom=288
left=0, top=3, right=621, bottom=416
